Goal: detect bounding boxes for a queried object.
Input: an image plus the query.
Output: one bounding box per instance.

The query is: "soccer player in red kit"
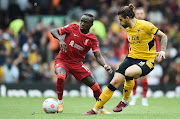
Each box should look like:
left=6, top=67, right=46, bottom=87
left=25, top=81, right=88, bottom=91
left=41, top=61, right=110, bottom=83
left=51, top=14, right=113, bottom=114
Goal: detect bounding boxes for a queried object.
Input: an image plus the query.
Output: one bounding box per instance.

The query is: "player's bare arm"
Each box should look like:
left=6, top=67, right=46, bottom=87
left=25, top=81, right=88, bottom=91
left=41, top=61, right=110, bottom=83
left=93, top=51, right=113, bottom=74
left=51, top=28, right=67, bottom=52
left=155, top=30, right=168, bottom=61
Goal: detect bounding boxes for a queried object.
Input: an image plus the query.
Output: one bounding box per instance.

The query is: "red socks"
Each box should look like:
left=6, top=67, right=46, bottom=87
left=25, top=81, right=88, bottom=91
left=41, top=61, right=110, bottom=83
left=133, top=78, right=148, bottom=98
left=90, top=83, right=102, bottom=101
left=90, top=83, right=104, bottom=109
left=56, top=74, right=66, bottom=100
left=142, top=78, right=148, bottom=98
left=132, top=79, right=138, bottom=95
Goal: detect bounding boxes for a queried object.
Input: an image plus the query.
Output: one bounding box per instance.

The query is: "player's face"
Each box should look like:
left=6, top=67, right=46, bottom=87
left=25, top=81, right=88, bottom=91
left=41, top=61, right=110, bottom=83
left=80, top=15, right=93, bottom=31
left=118, top=15, right=129, bottom=28
left=135, top=9, right=146, bottom=20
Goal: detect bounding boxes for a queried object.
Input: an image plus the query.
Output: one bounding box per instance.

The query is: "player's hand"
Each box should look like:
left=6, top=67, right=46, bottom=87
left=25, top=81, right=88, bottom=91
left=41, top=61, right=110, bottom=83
left=156, top=51, right=165, bottom=62
left=59, top=40, right=67, bottom=52
left=104, top=65, right=113, bottom=74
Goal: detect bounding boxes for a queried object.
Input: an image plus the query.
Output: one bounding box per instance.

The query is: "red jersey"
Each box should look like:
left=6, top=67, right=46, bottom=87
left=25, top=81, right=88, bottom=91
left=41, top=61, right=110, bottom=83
left=56, top=24, right=100, bottom=63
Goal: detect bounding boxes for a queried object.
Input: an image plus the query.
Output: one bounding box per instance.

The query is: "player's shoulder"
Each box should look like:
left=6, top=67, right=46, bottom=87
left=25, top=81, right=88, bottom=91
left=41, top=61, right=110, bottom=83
left=136, top=19, right=146, bottom=25
left=63, top=24, right=79, bottom=29
left=138, top=20, right=153, bottom=26
left=87, top=33, right=97, bottom=41
left=70, top=24, right=80, bottom=28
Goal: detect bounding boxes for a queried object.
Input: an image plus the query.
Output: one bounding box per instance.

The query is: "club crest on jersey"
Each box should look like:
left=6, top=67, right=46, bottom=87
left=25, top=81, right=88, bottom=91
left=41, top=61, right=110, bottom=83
left=138, top=61, right=145, bottom=66
left=137, top=28, right=141, bottom=33
left=84, top=39, right=89, bottom=45
left=128, top=36, right=131, bottom=41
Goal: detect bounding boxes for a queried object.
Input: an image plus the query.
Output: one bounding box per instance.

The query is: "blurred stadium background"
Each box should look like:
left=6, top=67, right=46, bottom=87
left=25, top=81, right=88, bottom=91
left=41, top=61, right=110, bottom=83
left=0, top=0, right=180, bottom=99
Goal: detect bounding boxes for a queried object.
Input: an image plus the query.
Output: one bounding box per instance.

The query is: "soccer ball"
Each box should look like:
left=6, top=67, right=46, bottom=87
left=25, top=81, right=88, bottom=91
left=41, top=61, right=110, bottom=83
left=43, top=98, right=58, bottom=113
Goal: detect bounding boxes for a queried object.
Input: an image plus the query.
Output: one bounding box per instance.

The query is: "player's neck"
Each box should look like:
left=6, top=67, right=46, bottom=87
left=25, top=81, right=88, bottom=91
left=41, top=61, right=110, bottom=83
left=129, top=18, right=136, bottom=28
left=80, top=29, right=89, bottom=34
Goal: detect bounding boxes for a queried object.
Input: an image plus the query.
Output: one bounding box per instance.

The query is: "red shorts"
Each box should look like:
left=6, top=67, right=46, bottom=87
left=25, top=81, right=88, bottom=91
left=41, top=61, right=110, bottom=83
left=54, top=58, right=92, bottom=82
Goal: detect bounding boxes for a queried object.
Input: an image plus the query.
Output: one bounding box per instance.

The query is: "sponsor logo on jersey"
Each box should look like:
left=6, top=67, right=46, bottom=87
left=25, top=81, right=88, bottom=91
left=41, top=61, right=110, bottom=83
left=69, top=40, right=84, bottom=51
left=137, top=28, right=141, bottom=33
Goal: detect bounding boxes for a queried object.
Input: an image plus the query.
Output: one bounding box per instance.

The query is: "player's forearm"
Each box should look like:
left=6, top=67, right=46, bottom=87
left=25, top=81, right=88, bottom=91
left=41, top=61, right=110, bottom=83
left=160, top=34, right=168, bottom=52
left=96, top=56, right=106, bottom=67
left=156, top=30, right=168, bottom=52
left=51, top=28, right=63, bottom=41
left=94, top=51, right=107, bottom=67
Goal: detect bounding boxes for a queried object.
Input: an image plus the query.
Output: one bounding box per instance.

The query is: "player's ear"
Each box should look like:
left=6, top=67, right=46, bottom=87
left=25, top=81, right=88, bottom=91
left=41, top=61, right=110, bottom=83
left=126, top=16, right=130, bottom=21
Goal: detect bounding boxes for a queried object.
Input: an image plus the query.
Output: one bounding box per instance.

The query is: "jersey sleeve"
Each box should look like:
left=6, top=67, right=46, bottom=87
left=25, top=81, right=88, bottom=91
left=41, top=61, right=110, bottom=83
left=59, top=24, right=72, bottom=35
left=144, top=22, right=158, bottom=35
left=91, top=38, right=100, bottom=53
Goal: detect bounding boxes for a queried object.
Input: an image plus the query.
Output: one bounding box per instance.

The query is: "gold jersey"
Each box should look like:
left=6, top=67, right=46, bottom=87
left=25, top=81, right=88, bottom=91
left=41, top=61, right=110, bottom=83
left=126, top=19, right=158, bottom=62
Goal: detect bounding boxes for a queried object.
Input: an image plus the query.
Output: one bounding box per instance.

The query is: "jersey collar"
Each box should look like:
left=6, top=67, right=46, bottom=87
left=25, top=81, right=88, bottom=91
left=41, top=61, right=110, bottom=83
left=131, top=19, right=137, bottom=29
left=79, top=28, right=90, bottom=36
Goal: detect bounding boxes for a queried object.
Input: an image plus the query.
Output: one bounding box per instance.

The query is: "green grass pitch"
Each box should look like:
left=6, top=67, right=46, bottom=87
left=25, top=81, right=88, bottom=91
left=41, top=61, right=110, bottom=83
left=0, top=97, right=179, bottom=119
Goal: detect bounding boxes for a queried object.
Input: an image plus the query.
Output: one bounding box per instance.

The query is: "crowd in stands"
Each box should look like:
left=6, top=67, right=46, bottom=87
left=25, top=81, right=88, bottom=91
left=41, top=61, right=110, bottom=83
left=0, top=0, right=179, bottom=88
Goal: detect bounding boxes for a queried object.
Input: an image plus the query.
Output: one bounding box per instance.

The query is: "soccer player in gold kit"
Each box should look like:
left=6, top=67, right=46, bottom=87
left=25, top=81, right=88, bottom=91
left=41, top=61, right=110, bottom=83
left=130, top=7, right=161, bottom=106
left=83, top=4, right=168, bottom=114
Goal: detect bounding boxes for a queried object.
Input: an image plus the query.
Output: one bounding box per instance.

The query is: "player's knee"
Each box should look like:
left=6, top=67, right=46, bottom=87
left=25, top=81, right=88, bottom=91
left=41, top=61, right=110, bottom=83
left=57, top=73, right=66, bottom=80
left=125, top=69, right=141, bottom=78
left=110, top=78, right=122, bottom=87
left=134, top=75, right=140, bottom=79
left=110, top=78, right=117, bottom=85
left=55, top=67, right=62, bottom=74
left=125, top=69, right=134, bottom=77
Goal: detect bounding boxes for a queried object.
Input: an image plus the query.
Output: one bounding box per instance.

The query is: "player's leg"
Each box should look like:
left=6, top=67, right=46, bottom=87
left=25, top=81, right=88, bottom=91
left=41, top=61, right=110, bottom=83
left=91, top=58, right=130, bottom=113
left=55, top=67, right=67, bottom=113
left=54, top=60, right=70, bottom=113
left=138, top=61, right=154, bottom=106
left=83, top=72, right=125, bottom=115
left=70, top=63, right=102, bottom=102
left=113, top=62, right=143, bottom=112
left=81, top=74, right=102, bottom=101
left=94, top=72, right=125, bottom=110
left=83, top=57, right=131, bottom=115
left=81, top=74, right=110, bottom=114
left=141, top=75, right=149, bottom=106
left=115, top=60, right=153, bottom=110
left=129, top=78, right=138, bottom=105
left=70, top=62, right=110, bottom=114
left=132, top=78, right=138, bottom=96
left=55, top=67, right=66, bottom=100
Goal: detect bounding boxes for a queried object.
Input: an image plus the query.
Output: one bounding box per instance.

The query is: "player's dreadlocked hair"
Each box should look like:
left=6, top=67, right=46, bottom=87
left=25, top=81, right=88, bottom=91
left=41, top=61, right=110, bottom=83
left=83, top=13, right=95, bottom=22
left=118, top=4, right=135, bottom=18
